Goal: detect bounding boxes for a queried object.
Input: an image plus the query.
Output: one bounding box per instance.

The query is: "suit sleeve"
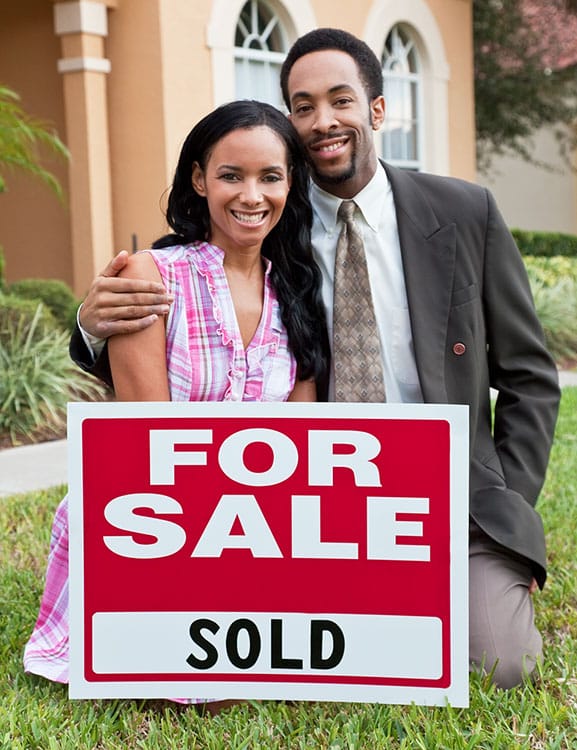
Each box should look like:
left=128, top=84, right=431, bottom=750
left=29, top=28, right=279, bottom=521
left=69, top=323, right=113, bottom=388
left=482, top=190, right=560, bottom=507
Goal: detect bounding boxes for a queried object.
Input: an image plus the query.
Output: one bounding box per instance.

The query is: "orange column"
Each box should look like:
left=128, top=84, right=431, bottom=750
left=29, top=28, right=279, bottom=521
left=53, top=0, right=114, bottom=296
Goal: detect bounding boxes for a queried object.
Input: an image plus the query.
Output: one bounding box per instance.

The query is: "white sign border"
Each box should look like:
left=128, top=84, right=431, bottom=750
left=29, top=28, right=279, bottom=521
left=68, top=401, right=469, bottom=706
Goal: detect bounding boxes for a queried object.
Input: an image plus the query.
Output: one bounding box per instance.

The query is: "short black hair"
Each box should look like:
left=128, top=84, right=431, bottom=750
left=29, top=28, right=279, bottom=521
left=280, top=27, right=383, bottom=110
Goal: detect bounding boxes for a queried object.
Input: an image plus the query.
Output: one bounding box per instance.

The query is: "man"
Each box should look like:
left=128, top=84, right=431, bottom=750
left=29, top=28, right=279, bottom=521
left=71, top=28, right=560, bottom=689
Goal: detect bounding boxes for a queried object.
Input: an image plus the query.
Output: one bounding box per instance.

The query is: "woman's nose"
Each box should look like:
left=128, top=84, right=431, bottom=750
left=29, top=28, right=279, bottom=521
left=240, top=180, right=262, bottom=204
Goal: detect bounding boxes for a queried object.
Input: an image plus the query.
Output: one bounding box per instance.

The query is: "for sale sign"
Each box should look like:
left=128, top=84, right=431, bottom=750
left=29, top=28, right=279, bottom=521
left=68, top=402, right=469, bottom=706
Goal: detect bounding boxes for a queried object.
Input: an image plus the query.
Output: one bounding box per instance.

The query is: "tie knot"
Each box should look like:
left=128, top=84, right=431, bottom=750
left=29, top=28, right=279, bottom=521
left=338, top=200, right=356, bottom=223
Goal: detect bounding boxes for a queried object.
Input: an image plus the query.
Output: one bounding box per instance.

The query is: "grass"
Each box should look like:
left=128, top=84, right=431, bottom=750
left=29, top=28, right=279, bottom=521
left=1, top=390, right=576, bottom=749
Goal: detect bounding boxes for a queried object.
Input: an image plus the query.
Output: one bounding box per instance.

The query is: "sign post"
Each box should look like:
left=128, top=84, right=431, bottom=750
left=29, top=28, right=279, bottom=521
left=68, top=402, right=469, bottom=706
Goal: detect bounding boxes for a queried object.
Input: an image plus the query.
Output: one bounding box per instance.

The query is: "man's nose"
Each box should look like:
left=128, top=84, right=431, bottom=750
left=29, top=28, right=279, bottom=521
left=312, top=105, right=338, bottom=132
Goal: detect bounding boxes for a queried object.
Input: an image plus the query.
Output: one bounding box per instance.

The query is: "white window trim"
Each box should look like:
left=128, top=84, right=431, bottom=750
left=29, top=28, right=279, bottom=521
left=206, top=0, right=317, bottom=107
left=363, top=0, right=450, bottom=175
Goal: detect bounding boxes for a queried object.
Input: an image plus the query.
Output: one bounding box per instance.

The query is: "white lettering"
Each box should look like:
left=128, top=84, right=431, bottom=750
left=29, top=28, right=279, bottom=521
left=191, top=494, right=282, bottom=558
left=308, top=430, right=382, bottom=486
left=367, top=497, right=430, bottom=561
left=149, top=429, right=213, bottom=485
left=218, top=428, right=298, bottom=486
left=103, top=493, right=186, bottom=558
left=291, top=496, right=358, bottom=559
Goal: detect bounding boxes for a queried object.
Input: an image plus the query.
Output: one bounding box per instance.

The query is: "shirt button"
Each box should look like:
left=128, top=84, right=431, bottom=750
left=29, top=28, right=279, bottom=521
left=452, top=342, right=466, bottom=356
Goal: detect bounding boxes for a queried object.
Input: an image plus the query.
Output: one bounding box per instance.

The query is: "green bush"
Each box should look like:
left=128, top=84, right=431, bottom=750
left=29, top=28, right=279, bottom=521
left=524, top=256, right=577, bottom=364
left=0, top=293, right=57, bottom=343
left=512, top=228, right=577, bottom=257
left=8, top=277, right=79, bottom=331
left=0, top=305, right=106, bottom=445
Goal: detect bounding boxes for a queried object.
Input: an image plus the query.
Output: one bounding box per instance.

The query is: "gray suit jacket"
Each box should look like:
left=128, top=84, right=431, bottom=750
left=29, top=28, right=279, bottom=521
left=383, top=163, right=560, bottom=586
left=70, top=162, right=560, bottom=586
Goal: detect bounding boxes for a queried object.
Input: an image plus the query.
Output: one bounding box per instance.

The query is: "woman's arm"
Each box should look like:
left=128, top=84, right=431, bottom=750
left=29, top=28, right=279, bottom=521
left=108, top=252, right=171, bottom=401
left=287, top=378, right=317, bottom=402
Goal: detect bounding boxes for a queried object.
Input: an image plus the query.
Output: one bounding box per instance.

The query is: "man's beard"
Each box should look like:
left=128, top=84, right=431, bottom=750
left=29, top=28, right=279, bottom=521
left=312, top=161, right=356, bottom=185
left=309, top=145, right=357, bottom=186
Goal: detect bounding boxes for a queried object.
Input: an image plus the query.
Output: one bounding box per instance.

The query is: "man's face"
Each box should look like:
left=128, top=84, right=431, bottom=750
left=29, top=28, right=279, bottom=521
left=287, top=49, right=385, bottom=199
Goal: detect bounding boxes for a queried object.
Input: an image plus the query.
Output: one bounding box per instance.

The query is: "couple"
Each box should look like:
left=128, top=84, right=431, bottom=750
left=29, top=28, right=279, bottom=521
left=26, top=28, right=560, bottom=694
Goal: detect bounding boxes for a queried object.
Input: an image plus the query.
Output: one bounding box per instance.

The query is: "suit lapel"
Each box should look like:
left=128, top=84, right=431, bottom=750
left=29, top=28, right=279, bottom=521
left=384, top=164, right=456, bottom=403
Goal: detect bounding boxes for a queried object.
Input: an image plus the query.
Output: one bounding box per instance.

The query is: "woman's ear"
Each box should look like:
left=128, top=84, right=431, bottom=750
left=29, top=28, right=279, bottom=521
left=191, top=162, right=206, bottom=196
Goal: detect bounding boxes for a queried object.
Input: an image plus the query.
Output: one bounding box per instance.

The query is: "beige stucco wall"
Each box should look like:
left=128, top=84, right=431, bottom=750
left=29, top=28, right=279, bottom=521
left=0, top=0, right=71, bottom=288
left=105, top=0, right=211, bottom=255
left=478, top=127, right=577, bottom=234
left=428, top=0, right=476, bottom=181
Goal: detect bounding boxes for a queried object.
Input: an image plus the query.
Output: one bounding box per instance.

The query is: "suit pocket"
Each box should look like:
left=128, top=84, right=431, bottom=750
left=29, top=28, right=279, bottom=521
left=451, top=283, right=478, bottom=308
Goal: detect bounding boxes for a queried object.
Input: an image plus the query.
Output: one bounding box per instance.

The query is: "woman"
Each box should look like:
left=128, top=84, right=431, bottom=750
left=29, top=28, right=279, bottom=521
left=23, top=101, right=329, bottom=706
left=110, top=99, right=327, bottom=401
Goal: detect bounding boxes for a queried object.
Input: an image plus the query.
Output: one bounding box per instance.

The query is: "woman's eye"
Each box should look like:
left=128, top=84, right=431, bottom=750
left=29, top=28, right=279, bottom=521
left=263, top=174, right=282, bottom=183
left=219, top=173, right=240, bottom=181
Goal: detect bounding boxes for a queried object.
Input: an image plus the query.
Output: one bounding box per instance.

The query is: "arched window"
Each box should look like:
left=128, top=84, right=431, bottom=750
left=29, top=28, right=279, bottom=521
left=234, top=0, right=288, bottom=109
left=381, top=25, right=422, bottom=170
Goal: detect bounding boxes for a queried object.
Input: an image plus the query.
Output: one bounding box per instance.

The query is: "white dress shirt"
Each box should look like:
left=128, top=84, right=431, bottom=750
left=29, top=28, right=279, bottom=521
left=310, top=166, right=424, bottom=403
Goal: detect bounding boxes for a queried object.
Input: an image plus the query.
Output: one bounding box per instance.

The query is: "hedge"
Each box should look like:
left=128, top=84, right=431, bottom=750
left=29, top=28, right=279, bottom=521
left=512, top=229, right=577, bottom=258
left=8, top=278, right=79, bottom=331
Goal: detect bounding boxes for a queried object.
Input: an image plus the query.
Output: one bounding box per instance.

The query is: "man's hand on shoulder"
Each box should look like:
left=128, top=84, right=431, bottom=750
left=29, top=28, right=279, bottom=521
left=79, top=251, right=173, bottom=338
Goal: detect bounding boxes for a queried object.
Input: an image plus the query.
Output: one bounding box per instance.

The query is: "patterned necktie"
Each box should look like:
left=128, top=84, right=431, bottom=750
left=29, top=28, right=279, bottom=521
left=332, top=200, right=386, bottom=402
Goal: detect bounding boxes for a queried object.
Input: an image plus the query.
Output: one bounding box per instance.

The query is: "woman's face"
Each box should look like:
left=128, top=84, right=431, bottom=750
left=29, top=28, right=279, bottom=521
left=192, top=125, right=292, bottom=256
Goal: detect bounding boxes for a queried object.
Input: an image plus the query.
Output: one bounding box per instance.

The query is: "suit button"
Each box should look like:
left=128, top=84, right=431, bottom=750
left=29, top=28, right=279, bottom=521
left=452, top=342, right=466, bottom=356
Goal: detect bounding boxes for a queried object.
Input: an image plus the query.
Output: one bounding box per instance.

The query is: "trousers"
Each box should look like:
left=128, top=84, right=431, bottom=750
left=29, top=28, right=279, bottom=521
left=469, top=521, right=543, bottom=689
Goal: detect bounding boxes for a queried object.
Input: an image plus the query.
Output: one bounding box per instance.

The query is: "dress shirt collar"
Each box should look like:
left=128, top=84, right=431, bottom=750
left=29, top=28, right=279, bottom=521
left=309, top=163, right=390, bottom=232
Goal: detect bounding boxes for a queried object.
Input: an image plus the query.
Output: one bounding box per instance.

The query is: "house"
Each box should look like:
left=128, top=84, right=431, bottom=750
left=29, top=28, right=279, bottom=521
left=477, top=0, right=577, bottom=234
left=0, top=0, right=476, bottom=295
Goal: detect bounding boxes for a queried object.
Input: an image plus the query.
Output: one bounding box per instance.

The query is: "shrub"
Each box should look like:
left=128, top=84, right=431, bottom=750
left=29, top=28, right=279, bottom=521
left=0, top=292, right=57, bottom=342
left=0, top=305, right=106, bottom=445
left=524, top=256, right=577, bottom=364
left=8, top=277, right=79, bottom=331
left=512, top=229, right=577, bottom=258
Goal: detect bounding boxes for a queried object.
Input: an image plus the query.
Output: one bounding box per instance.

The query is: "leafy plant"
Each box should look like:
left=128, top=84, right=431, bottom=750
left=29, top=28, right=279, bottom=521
left=0, top=291, right=57, bottom=341
left=9, top=278, right=79, bottom=331
left=524, top=256, right=577, bottom=364
left=0, top=304, right=105, bottom=445
left=0, top=85, right=68, bottom=198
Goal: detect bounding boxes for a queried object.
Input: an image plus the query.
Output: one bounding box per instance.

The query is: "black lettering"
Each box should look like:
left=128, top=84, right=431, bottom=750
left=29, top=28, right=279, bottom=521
left=270, top=619, right=303, bottom=670
left=186, top=618, right=219, bottom=669
left=310, top=619, right=345, bottom=669
left=226, top=618, right=261, bottom=669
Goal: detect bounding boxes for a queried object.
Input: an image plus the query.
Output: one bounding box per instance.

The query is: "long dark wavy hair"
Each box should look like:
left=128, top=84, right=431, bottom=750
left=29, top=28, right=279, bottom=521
left=152, top=99, right=329, bottom=387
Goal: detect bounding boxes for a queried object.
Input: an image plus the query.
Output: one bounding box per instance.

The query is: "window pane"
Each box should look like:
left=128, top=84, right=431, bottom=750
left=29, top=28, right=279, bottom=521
left=381, top=25, right=422, bottom=170
left=234, top=0, right=286, bottom=107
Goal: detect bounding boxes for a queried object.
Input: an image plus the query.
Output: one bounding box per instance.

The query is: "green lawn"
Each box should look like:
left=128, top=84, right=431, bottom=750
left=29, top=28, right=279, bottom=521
left=1, top=390, right=576, bottom=749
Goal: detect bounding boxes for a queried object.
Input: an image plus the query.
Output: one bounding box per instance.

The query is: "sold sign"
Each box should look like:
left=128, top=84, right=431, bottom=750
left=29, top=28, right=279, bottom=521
left=68, top=402, right=469, bottom=706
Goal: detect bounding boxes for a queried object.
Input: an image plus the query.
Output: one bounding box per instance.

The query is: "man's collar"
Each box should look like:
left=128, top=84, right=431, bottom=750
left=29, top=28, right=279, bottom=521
left=309, top=164, right=390, bottom=232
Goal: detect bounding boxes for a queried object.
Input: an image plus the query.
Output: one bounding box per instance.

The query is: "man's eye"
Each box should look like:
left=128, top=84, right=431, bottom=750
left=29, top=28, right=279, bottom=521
left=294, top=104, right=312, bottom=114
left=335, top=98, right=352, bottom=106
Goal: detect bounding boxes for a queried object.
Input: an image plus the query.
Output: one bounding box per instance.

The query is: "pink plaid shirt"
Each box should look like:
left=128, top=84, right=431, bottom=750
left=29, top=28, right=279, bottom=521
left=152, top=242, right=296, bottom=402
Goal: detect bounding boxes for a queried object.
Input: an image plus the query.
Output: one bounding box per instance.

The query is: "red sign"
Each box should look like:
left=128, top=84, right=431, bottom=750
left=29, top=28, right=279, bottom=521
left=68, top=402, right=468, bottom=706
